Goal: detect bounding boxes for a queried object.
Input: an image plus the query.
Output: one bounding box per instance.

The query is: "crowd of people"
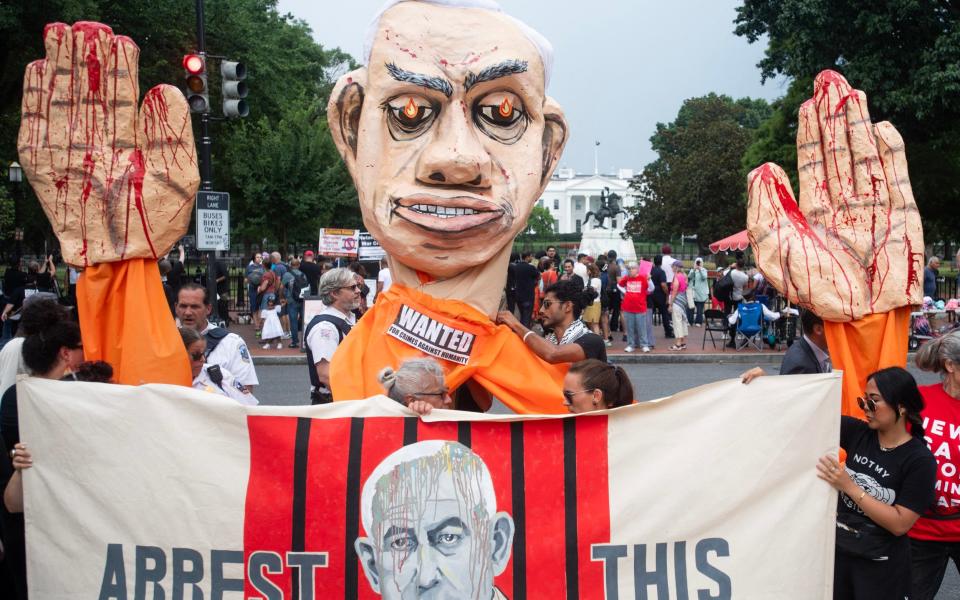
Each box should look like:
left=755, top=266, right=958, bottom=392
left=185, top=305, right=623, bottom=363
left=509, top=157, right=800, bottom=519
left=499, top=244, right=777, bottom=354
left=0, top=244, right=957, bottom=599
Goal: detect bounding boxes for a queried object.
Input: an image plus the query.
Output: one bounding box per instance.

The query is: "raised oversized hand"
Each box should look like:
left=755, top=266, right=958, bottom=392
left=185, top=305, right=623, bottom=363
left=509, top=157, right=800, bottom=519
left=746, top=70, right=923, bottom=322
left=18, top=22, right=199, bottom=267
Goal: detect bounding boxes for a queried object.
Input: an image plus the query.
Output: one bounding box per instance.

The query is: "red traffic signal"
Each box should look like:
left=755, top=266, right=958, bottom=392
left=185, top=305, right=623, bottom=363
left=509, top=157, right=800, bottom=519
left=183, top=54, right=205, bottom=74
left=182, top=53, right=209, bottom=114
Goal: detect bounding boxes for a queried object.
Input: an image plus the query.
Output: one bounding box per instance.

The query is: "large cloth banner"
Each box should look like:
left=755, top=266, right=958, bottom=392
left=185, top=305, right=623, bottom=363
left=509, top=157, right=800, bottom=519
left=20, top=374, right=840, bottom=599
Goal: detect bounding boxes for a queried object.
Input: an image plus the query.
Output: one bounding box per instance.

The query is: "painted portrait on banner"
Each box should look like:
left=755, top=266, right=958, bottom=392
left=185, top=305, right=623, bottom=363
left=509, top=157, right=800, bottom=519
left=355, top=441, right=513, bottom=599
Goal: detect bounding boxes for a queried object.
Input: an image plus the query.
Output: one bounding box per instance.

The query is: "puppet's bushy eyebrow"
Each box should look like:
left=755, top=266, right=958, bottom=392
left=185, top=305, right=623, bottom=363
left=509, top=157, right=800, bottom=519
left=464, top=59, right=528, bottom=91
left=385, top=62, right=453, bottom=97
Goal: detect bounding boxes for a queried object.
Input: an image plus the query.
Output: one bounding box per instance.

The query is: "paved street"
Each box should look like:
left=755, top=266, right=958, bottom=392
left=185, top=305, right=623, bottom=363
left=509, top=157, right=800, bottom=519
left=254, top=362, right=958, bottom=598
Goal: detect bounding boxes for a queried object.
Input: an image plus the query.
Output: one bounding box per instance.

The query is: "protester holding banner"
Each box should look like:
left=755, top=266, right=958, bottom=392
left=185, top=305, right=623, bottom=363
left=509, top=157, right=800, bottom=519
left=816, top=367, right=936, bottom=600
left=563, top=359, right=634, bottom=413
left=909, top=330, right=960, bottom=600
left=378, top=357, right=453, bottom=415
left=0, top=318, right=84, bottom=600
left=497, top=279, right=606, bottom=363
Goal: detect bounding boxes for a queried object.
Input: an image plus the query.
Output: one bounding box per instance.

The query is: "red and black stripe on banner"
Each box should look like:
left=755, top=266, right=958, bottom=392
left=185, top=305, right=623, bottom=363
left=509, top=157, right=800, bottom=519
left=244, top=414, right=610, bottom=599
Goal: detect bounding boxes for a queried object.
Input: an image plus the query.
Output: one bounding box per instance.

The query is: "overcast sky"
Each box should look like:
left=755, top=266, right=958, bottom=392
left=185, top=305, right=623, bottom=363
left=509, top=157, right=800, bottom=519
left=276, top=0, right=789, bottom=174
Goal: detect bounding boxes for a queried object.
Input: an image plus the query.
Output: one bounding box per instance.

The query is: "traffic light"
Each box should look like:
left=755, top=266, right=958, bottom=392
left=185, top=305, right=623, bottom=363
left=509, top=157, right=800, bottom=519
left=183, top=53, right=209, bottom=113
left=221, top=60, right=249, bottom=118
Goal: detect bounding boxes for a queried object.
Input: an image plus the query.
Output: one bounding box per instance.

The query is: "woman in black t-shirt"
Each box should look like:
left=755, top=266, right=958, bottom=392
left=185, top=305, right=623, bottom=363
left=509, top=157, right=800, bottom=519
left=817, top=367, right=937, bottom=600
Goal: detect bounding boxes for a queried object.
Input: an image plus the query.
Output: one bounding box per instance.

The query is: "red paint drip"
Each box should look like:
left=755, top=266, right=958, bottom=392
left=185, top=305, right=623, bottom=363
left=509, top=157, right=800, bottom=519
left=124, top=150, right=157, bottom=259
left=751, top=164, right=856, bottom=320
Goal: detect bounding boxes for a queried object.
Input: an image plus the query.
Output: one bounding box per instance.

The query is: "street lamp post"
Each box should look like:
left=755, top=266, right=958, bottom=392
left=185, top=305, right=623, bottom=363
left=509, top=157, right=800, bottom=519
left=8, top=162, right=23, bottom=260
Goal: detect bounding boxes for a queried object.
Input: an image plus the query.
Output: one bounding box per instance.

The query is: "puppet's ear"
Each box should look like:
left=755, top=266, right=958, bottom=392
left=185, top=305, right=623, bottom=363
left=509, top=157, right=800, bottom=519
left=540, top=96, right=569, bottom=185
left=327, top=67, right=368, bottom=176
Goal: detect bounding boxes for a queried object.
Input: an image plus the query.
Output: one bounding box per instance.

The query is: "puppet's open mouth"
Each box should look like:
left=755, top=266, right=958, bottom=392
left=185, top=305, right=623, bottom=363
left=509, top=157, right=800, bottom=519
left=393, top=195, right=504, bottom=233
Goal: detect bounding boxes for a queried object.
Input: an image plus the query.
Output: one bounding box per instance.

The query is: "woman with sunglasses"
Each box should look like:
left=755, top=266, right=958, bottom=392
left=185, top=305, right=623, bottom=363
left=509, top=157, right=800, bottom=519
left=1, top=318, right=84, bottom=600
left=817, top=367, right=936, bottom=600
left=908, top=330, right=960, bottom=600
left=562, top=359, right=634, bottom=414
left=180, top=328, right=258, bottom=406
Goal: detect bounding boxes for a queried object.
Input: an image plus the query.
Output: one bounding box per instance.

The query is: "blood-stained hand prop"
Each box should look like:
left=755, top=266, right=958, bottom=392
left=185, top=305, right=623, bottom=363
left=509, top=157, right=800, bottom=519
left=747, top=70, right=923, bottom=322
left=746, top=70, right=924, bottom=414
left=17, top=22, right=197, bottom=386
left=326, top=2, right=571, bottom=412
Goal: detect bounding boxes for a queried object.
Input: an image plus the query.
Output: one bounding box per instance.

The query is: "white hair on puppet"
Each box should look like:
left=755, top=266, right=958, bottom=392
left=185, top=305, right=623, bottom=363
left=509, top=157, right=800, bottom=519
left=363, top=0, right=555, bottom=89
left=359, top=440, right=498, bottom=535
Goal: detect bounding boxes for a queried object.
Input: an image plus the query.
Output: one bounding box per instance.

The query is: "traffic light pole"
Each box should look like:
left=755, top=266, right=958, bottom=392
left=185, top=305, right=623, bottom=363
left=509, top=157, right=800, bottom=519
left=194, top=0, right=219, bottom=322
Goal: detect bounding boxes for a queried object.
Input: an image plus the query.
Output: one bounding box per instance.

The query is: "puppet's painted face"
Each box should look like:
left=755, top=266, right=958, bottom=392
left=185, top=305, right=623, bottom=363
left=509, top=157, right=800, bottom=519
left=349, top=3, right=564, bottom=277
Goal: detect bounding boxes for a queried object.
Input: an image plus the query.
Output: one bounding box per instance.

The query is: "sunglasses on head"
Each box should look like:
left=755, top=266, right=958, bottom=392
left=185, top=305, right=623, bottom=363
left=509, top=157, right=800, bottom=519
left=857, top=396, right=881, bottom=412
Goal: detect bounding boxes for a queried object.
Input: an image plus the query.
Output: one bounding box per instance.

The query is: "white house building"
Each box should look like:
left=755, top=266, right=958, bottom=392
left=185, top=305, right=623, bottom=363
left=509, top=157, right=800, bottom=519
left=537, top=168, right=638, bottom=234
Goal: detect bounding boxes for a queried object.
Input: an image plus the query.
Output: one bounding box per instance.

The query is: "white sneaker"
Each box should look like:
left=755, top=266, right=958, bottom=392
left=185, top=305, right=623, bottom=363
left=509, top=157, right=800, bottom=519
left=281, top=332, right=292, bottom=339
left=624, top=346, right=634, bottom=353
left=276, top=342, right=283, bottom=349
left=261, top=343, right=270, bottom=350
left=642, top=346, right=651, bottom=353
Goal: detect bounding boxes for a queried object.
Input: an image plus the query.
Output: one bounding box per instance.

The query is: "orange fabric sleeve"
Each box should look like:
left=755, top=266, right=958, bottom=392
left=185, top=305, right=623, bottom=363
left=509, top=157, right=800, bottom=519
left=823, top=306, right=912, bottom=417
left=330, top=285, right=568, bottom=414
left=76, top=258, right=191, bottom=386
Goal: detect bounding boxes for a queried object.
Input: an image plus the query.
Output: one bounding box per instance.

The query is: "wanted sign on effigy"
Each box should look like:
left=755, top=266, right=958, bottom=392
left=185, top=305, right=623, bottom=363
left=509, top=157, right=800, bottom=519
left=21, top=374, right=839, bottom=599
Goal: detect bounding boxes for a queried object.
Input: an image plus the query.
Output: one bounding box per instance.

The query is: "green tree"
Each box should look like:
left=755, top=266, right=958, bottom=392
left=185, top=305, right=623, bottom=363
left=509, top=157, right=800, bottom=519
left=0, top=0, right=358, bottom=255
left=734, top=0, right=960, bottom=242
left=625, top=94, right=771, bottom=251
left=521, top=205, right=557, bottom=239
left=224, top=100, right=360, bottom=249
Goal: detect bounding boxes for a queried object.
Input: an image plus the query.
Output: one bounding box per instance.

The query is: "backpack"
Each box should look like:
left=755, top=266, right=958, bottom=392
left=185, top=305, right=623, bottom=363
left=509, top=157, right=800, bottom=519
left=713, top=269, right=734, bottom=303
left=248, top=265, right=264, bottom=286
left=291, top=269, right=310, bottom=301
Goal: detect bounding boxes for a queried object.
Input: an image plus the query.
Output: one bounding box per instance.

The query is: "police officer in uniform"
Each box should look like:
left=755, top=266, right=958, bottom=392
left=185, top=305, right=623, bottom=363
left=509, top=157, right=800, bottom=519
left=175, top=283, right=259, bottom=392
left=304, top=268, right=360, bottom=403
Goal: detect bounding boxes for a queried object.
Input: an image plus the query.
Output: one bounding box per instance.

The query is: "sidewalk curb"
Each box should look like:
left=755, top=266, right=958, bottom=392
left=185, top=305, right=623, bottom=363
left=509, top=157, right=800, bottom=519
left=251, top=352, right=788, bottom=366
left=253, top=351, right=920, bottom=367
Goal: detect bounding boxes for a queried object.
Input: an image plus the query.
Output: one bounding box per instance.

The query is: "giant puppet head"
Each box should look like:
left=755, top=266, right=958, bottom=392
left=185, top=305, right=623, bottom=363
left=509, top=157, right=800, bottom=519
left=327, top=0, right=568, bottom=281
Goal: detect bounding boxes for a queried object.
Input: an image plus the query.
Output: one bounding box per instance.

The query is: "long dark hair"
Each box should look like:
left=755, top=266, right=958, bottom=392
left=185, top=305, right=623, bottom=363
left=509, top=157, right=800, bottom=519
left=867, top=367, right=925, bottom=438
left=568, top=359, right=634, bottom=409
left=22, top=320, right=82, bottom=376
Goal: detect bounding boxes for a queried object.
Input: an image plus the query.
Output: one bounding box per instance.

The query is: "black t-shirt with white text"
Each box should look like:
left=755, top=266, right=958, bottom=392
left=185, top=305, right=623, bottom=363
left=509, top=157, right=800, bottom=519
left=838, top=416, right=936, bottom=543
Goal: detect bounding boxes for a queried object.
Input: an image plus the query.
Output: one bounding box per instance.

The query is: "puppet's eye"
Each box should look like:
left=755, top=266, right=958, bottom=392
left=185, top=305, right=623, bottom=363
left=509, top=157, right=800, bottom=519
left=474, top=91, right=527, bottom=144
left=385, top=95, right=437, bottom=140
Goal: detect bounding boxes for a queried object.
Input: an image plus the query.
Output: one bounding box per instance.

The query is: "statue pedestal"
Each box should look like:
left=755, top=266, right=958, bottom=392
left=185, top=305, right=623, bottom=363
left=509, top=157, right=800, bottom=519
left=578, top=228, right=637, bottom=262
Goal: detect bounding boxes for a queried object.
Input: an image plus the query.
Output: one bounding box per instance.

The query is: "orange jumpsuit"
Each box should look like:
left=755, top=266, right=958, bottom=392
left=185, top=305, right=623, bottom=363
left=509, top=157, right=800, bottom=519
left=330, top=284, right=568, bottom=414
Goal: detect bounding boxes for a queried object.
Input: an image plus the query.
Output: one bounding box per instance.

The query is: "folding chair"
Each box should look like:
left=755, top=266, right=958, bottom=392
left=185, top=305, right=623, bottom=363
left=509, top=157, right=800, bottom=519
left=702, top=309, right=728, bottom=351
left=735, top=303, right=764, bottom=351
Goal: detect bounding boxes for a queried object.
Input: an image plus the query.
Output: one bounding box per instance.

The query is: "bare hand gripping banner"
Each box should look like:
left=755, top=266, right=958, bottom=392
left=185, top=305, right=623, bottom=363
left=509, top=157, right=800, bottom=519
left=20, top=374, right=840, bottom=598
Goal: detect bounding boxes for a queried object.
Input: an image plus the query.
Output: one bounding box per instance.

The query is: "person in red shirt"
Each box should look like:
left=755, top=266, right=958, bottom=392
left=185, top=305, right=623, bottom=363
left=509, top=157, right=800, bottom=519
left=910, top=330, right=960, bottom=600
left=618, top=262, right=650, bottom=353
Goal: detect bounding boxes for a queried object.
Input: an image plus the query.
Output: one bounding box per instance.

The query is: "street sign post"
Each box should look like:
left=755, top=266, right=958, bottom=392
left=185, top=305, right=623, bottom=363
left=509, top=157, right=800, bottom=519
left=196, top=191, right=230, bottom=251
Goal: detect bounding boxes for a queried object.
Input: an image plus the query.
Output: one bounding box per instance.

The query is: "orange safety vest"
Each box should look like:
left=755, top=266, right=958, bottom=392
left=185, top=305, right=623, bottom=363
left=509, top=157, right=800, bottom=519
left=330, top=284, right=568, bottom=414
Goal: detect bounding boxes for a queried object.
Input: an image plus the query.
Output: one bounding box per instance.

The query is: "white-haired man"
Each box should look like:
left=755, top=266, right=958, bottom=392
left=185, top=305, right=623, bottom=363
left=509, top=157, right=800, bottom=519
left=303, top=268, right=360, bottom=404
left=355, top=440, right=513, bottom=599
left=326, top=0, right=570, bottom=414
